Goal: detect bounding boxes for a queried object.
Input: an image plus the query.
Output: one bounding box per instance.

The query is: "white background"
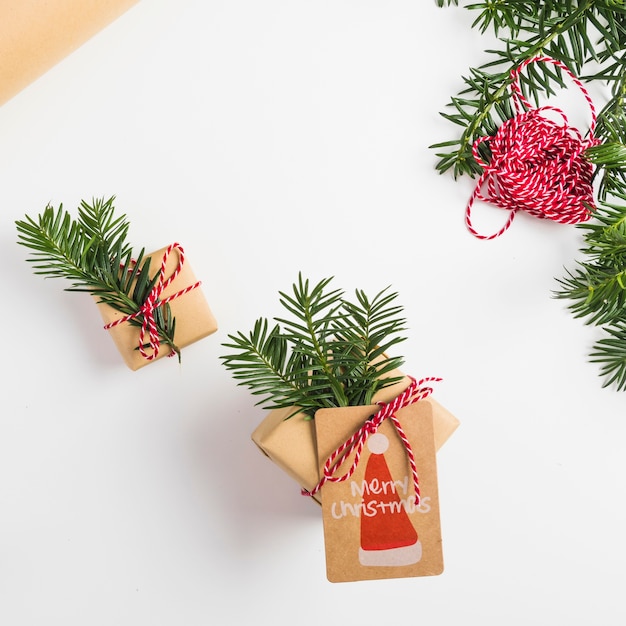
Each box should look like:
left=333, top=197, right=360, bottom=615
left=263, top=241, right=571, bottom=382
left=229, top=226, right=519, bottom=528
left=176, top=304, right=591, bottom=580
left=2, top=2, right=625, bottom=624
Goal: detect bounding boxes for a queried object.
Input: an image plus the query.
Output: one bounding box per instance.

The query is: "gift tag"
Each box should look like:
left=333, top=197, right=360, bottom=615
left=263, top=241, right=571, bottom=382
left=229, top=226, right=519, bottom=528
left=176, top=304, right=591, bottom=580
left=314, top=401, right=443, bottom=582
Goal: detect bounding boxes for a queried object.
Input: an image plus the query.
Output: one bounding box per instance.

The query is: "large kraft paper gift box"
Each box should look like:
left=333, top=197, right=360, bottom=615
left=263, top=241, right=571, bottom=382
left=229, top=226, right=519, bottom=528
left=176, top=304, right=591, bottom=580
left=252, top=373, right=459, bottom=504
left=96, top=245, right=218, bottom=371
left=0, top=0, right=139, bottom=107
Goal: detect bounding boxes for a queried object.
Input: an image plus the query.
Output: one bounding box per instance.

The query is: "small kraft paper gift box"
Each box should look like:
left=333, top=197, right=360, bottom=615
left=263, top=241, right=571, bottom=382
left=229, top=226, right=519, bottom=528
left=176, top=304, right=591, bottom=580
left=97, top=243, right=218, bottom=370
left=221, top=274, right=459, bottom=581
left=16, top=197, right=218, bottom=370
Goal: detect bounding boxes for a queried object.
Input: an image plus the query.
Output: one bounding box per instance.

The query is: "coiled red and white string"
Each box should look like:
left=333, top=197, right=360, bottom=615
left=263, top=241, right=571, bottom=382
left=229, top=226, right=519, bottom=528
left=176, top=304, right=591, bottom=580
left=466, top=55, right=599, bottom=240
left=302, top=375, right=441, bottom=505
left=104, top=242, right=201, bottom=361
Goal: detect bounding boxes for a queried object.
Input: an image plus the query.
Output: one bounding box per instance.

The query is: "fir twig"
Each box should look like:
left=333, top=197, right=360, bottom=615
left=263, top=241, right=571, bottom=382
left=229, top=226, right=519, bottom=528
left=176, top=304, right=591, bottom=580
left=220, top=274, right=407, bottom=418
left=435, top=1, right=626, bottom=390
left=15, top=197, right=181, bottom=359
left=554, top=191, right=626, bottom=389
left=432, top=1, right=626, bottom=188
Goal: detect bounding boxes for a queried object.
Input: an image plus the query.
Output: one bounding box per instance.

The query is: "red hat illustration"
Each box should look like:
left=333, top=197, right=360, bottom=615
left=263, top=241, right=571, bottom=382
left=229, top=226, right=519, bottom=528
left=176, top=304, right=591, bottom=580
left=359, top=433, right=422, bottom=567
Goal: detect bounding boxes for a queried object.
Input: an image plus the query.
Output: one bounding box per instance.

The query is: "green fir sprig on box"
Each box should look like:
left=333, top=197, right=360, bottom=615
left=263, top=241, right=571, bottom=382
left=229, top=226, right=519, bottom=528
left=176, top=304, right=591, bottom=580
left=220, top=274, right=408, bottom=418
left=16, top=196, right=181, bottom=360
left=434, top=1, right=626, bottom=390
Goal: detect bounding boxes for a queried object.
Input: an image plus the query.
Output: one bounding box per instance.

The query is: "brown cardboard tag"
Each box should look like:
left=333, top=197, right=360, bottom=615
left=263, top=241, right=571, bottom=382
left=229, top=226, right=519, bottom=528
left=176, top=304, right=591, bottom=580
left=315, top=402, right=443, bottom=582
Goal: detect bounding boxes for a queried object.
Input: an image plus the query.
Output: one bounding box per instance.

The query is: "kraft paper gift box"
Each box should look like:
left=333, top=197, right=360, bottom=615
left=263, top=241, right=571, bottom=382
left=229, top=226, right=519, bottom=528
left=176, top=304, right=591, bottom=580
left=96, top=245, right=218, bottom=370
left=251, top=373, right=459, bottom=504
left=0, top=0, right=139, bottom=107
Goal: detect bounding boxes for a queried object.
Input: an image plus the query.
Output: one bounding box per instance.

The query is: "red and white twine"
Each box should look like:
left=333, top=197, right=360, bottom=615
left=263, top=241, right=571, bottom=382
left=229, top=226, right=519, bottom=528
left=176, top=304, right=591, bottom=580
left=103, top=242, right=201, bottom=361
left=466, top=55, right=599, bottom=240
left=302, top=376, right=441, bottom=505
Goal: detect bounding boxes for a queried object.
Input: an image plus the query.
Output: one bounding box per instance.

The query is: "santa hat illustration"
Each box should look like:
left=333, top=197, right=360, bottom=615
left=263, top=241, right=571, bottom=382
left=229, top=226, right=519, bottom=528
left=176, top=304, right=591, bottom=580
left=359, top=433, right=422, bottom=567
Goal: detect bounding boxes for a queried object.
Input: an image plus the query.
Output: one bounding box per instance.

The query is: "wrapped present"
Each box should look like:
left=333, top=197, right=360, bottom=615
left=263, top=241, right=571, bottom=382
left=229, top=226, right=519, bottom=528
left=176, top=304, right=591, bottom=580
left=222, top=275, right=458, bottom=581
left=97, top=243, right=218, bottom=370
left=16, top=197, right=217, bottom=369
left=0, top=0, right=139, bottom=106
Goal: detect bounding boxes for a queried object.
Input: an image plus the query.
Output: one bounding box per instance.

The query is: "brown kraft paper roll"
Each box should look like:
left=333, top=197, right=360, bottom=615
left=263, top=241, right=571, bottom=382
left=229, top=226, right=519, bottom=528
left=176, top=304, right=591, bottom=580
left=0, top=0, right=139, bottom=106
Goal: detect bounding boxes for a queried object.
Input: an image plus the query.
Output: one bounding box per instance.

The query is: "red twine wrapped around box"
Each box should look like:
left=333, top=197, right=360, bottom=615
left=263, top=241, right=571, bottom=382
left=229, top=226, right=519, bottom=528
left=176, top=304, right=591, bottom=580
left=466, top=55, right=599, bottom=240
left=103, top=242, right=201, bottom=361
left=303, top=376, right=441, bottom=505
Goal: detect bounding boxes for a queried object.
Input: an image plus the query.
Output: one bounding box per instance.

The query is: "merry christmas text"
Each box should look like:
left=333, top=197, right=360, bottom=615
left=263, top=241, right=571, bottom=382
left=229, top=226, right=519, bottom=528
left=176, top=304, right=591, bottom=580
left=330, top=495, right=431, bottom=519
left=329, top=474, right=431, bottom=519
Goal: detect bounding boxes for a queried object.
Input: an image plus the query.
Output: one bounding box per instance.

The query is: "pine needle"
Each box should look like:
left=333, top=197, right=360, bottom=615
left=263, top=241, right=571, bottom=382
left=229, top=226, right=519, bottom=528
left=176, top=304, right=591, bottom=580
left=220, top=274, right=407, bottom=417
left=16, top=197, right=180, bottom=358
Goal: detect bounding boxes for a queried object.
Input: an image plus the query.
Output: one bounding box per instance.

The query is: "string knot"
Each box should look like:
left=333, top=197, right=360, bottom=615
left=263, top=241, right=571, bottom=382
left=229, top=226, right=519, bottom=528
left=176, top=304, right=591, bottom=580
left=466, top=56, right=599, bottom=240
left=302, top=375, right=441, bottom=504
left=103, top=242, right=201, bottom=361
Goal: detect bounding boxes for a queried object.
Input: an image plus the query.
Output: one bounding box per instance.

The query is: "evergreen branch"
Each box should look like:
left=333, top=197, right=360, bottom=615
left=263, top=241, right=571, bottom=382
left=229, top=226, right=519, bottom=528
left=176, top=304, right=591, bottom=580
left=432, top=1, right=622, bottom=179
left=276, top=275, right=350, bottom=407
left=554, top=186, right=626, bottom=387
left=332, top=287, right=407, bottom=405
left=220, top=274, right=409, bottom=418
left=436, top=1, right=626, bottom=389
left=16, top=197, right=181, bottom=359
left=589, top=321, right=626, bottom=391
left=220, top=318, right=325, bottom=414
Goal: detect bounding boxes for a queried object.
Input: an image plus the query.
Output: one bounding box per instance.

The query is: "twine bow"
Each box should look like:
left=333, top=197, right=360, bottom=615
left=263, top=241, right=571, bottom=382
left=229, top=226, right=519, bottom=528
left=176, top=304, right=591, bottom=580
left=466, top=55, right=599, bottom=240
left=303, top=376, right=441, bottom=504
left=103, top=242, right=201, bottom=361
